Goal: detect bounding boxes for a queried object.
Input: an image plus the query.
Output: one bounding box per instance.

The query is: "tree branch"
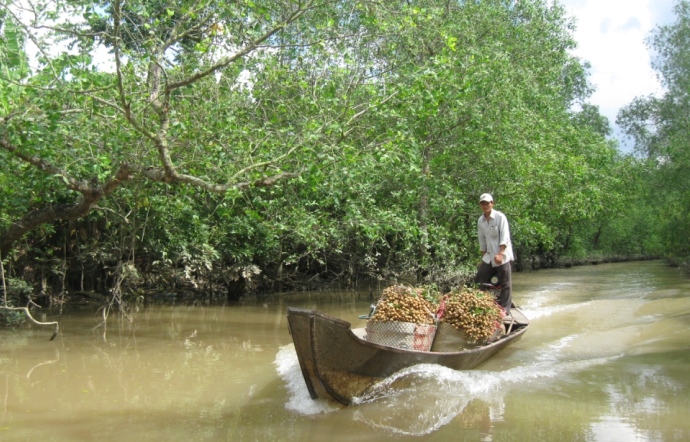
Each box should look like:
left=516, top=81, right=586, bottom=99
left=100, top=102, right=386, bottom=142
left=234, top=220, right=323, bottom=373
left=1, top=250, right=58, bottom=340
left=139, top=166, right=299, bottom=192
left=0, top=138, right=133, bottom=259
left=165, top=0, right=316, bottom=92
left=1, top=305, right=59, bottom=340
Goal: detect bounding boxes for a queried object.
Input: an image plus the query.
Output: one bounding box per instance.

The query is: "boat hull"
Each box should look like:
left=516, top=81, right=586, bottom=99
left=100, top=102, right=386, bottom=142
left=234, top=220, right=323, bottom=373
left=287, top=306, right=529, bottom=405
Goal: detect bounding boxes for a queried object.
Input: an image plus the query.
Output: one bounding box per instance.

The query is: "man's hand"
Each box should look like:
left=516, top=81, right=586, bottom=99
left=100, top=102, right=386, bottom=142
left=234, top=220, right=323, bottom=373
left=494, top=253, right=504, bottom=265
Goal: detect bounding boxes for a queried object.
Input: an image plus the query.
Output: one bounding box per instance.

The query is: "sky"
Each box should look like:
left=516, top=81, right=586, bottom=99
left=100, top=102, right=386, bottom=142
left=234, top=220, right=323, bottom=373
left=559, top=0, right=678, bottom=151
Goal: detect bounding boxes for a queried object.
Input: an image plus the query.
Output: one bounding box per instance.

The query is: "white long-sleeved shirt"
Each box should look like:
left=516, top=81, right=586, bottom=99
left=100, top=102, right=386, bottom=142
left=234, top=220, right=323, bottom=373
left=477, top=209, right=514, bottom=266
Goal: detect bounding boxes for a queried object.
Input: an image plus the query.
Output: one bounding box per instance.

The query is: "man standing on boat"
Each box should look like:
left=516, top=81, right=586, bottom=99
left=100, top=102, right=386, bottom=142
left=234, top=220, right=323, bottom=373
left=476, top=193, right=514, bottom=315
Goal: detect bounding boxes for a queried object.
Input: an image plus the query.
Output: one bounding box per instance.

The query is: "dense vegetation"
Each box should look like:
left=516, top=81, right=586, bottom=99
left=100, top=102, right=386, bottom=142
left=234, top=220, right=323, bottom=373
left=618, top=0, right=690, bottom=268
left=1, top=0, right=687, bottom=318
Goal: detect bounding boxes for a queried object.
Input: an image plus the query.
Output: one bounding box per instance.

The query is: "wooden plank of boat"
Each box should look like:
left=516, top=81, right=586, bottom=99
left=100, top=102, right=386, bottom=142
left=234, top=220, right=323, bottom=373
left=286, top=306, right=529, bottom=406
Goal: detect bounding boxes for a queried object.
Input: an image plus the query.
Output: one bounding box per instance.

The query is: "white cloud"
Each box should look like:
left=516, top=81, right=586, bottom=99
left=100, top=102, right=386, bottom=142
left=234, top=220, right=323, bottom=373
left=560, top=0, right=676, bottom=151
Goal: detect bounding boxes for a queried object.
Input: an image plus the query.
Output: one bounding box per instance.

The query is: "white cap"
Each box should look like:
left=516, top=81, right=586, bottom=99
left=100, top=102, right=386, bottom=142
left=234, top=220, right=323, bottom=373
left=479, top=193, right=493, bottom=203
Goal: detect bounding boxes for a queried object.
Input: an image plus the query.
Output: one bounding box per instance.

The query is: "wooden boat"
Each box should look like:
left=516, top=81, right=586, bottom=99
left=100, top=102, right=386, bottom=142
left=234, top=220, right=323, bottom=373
left=286, top=305, right=529, bottom=405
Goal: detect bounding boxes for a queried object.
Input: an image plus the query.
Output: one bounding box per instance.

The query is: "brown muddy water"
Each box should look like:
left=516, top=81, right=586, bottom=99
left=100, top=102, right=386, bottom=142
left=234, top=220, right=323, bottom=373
left=1, top=260, right=689, bottom=441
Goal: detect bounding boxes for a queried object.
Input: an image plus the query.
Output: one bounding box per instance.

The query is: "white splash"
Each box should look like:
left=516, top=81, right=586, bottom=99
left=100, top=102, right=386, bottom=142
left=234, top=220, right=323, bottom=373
left=273, top=335, right=621, bottom=435
left=274, top=344, right=338, bottom=415
left=273, top=293, right=649, bottom=435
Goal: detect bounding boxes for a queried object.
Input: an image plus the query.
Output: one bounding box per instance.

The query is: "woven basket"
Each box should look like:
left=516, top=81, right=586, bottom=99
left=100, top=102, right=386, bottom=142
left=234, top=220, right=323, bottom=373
left=430, top=321, right=473, bottom=352
left=430, top=321, right=506, bottom=351
left=366, top=321, right=437, bottom=351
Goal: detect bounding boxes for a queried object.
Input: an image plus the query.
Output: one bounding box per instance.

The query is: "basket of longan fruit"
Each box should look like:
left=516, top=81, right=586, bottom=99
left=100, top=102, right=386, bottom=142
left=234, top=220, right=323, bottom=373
left=365, top=285, right=438, bottom=351
left=431, top=287, right=505, bottom=351
left=365, top=284, right=505, bottom=352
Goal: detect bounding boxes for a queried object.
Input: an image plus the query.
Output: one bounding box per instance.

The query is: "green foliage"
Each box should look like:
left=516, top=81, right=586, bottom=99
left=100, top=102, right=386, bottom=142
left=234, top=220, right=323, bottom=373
left=0, top=0, right=669, bottom=302
left=617, top=0, right=690, bottom=260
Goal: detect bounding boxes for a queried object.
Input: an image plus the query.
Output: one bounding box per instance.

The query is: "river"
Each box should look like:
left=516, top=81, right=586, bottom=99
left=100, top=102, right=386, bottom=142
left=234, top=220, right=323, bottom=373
left=1, top=260, right=689, bottom=441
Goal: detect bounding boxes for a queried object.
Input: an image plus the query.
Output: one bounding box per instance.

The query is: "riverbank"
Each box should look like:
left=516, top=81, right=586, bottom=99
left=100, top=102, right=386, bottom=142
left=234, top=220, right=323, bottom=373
left=536, top=253, right=661, bottom=269
left=2, top=254, right=686, bottom=314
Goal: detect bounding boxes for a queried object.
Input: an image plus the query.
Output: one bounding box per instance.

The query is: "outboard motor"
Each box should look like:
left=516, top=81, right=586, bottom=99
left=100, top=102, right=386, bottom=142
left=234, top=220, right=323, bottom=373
left=479, top=277, right=501, bottom=302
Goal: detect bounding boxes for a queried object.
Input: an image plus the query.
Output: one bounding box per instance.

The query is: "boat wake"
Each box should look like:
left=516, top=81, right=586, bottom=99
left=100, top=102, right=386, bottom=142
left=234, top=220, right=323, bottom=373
left=275, top=298, right=652, bottom=435
left=274, top=263, right=685, bottom=436
left=274, top=336, right=620, bottom=436
left=347, top=354, right=618, bottom=435
left=274, top=344, right=340, bottom=415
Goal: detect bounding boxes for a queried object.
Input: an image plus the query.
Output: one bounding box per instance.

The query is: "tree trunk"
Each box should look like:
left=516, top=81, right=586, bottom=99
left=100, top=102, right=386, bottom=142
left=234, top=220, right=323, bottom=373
left=0, top=163, right=132, bottom=260
left=418, top=145, right=431, bottom=261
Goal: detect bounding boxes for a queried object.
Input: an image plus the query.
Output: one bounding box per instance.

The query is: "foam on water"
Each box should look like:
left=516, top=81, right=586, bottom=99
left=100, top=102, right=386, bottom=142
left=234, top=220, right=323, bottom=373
left=273, top=290, right=666, bottom=435
left=346, top=352, right=620, bottom=435
left=274, top=331, right=621, bottom=435
left=272, top=263, right=690, bottom=436
left=519, top=300, right=589, bottom=320
left=274, top=344, right=338, bottom=414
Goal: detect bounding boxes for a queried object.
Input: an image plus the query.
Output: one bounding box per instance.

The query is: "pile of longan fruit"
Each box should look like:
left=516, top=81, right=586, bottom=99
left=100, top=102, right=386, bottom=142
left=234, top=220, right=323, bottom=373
left=439, top=287, right=504, bottom=343
left=370, top=285, right=436, bottom=325
left=370, top=285, right=504, bottom=344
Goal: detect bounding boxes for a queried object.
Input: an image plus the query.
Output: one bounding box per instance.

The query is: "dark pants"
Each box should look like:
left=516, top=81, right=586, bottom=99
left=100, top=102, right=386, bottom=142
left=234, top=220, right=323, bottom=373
left=475, top=261, right=512, bottom=314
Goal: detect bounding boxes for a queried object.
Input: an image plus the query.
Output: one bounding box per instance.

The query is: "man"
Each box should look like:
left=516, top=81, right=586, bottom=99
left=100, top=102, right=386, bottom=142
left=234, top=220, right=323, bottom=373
left=475, top=193, right=513, bottom=315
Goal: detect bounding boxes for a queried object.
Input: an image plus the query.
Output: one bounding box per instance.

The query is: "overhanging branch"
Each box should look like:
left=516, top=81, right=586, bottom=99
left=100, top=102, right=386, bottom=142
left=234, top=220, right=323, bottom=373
left=140, top=166, right=299, bottom=192
left=1, top=252, right=58, bottom=340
